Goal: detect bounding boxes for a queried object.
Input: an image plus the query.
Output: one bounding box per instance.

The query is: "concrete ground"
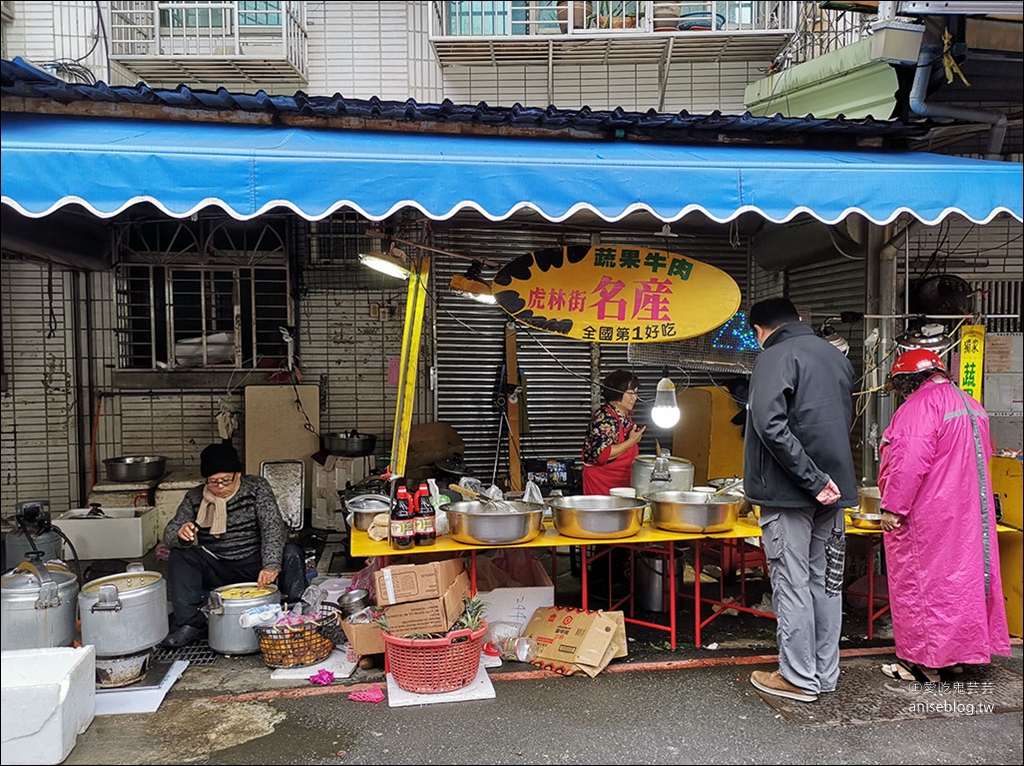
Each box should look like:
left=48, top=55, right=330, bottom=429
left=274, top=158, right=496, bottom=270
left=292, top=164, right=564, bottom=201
left=48, top=540, right=1024, bottom=765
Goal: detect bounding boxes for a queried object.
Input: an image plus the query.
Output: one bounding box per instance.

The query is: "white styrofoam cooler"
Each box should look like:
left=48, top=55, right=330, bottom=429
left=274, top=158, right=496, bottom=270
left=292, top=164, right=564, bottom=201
left=1, top=646, right=96, bottom=765
left=53, top=506, right=159, bottom=559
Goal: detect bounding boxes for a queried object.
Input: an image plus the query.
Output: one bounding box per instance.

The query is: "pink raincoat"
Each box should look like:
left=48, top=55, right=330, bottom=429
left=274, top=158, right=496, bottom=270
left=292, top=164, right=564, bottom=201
left=878, top=376, right=1010, bottom=667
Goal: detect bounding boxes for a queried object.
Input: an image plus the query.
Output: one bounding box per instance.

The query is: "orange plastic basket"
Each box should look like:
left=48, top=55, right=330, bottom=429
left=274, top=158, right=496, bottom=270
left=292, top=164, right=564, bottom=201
left=382, top=622, right=487, bottom=694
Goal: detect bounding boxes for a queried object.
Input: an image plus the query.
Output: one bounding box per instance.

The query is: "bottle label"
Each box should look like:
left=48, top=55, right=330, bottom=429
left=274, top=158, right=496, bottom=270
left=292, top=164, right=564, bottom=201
left=413, top=514, right=435, bottom=535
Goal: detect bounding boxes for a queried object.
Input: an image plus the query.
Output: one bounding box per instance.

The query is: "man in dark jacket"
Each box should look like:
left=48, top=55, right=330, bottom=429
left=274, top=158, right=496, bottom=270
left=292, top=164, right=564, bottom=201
left=161, top=443, right=307, bottom=649
left=743, top=298, right=857, bottom=703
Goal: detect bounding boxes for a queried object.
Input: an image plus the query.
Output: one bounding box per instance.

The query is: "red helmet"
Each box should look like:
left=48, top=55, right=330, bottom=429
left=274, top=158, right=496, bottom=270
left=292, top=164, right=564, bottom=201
left=891, top=348, right=946, bottom=376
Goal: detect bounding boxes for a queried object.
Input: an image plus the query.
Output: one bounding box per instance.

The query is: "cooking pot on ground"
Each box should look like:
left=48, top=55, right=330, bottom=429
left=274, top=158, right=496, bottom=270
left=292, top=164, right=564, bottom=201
left=1, top=553, right=79, bottom=650
left=324, top=431, right=377, bottom=457
left=79, top=563, right=169, bottom=658
left=204, top=582, right=280, bottom=655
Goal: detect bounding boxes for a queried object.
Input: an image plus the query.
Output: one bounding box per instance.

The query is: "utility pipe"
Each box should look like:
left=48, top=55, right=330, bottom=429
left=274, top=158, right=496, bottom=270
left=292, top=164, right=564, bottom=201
left=910, top=43, right=1008, bottom=159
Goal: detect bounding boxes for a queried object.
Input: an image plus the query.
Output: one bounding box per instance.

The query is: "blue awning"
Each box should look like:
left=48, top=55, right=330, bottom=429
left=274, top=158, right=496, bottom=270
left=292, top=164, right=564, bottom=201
left=2, top=112, right=1021, bottom=225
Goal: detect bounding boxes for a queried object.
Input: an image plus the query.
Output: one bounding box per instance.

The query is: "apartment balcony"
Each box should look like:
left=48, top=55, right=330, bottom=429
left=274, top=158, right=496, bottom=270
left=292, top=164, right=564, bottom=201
left=429, top=1, right=797, bottom=66
left=109, top=1, right=307, bottom=85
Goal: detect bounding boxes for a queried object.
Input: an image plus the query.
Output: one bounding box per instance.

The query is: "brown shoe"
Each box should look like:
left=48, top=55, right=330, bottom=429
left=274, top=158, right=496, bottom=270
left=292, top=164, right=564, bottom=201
left=750, top=669, right=818, bottom=703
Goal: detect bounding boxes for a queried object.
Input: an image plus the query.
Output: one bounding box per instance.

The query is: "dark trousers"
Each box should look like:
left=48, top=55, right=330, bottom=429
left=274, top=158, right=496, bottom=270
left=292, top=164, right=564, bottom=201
left=168, top=543, right=308, bottom=629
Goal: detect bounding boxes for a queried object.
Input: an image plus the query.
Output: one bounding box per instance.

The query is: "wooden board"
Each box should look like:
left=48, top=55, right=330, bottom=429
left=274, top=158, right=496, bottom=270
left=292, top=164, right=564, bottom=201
left=244, top=384, right=319, bottom=509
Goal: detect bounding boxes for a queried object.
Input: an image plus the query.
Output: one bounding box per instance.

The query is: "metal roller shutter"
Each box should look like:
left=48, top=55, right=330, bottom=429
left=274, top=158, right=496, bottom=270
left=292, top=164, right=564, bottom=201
left=434, top=227, right=752, bottom=481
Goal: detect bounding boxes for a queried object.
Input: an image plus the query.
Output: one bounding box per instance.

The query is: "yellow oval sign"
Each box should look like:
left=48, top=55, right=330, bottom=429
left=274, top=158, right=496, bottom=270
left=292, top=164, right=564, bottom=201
left=493, top=245, right=741, bottom=343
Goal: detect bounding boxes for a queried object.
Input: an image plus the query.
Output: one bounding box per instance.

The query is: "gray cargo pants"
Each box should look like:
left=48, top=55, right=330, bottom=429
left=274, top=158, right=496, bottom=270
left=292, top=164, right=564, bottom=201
left=758, top=503, right=845, bottom=695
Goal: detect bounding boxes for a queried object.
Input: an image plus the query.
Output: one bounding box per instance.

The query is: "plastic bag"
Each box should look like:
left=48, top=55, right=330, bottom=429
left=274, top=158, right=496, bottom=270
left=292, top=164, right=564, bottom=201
left=484, top=484, right=504, bottom=501
left=522, top=480, right=544, bottom=504
left=455, top=476, right=484, bottom=500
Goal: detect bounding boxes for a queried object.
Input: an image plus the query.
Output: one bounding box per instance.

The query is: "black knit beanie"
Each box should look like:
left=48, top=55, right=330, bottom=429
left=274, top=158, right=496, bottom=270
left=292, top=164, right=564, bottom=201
left=200, top=443, right=243, bottom=477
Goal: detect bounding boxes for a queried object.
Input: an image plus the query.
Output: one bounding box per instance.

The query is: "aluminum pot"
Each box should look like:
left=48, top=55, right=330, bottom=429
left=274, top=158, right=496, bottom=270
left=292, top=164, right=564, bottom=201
left=631, top=455, right=694, bottom=500
left=644, top=490, right=743, bottom=533
left=324, top=432, right=377, bottom=457
left=79, top=563, right=169, bottom=657
left=0, top=553, right=79, bottom=650
left=204, top=582, right=279, bottom=655
left=858, top=486, right=881, bottom=515
left=546, top=495, right=646, bottom=539
left=344, top=493, right=391, bottom=531
left=441, top=500, right=546, bottom=545
left=103, top=455, right=168, bottom=483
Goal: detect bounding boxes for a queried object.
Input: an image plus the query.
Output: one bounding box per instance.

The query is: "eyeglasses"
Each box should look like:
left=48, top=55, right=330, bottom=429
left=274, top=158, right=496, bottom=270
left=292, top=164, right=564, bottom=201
left=625, top=389, right=639, bottom=396
left=206, top=475, right=236, bottom=487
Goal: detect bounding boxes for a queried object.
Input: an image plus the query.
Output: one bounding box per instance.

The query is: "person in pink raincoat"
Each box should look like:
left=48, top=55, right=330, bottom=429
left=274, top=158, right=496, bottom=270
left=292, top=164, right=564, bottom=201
left=877, top=348, right=1010, bottom=684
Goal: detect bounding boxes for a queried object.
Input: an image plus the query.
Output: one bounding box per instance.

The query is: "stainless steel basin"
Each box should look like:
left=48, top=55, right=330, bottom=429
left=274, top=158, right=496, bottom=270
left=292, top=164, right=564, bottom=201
left=644, top=490, right=743, bottom=533
left=441, top=500, right=545, bottom=545
left=545, top=495, right=646, bottom=539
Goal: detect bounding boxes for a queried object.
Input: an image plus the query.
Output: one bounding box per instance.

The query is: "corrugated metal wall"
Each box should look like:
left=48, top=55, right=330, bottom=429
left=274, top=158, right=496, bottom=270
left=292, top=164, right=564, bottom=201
left=433, top=226, right=752, bottom=478
left=0, top=259, right=80, bottom=513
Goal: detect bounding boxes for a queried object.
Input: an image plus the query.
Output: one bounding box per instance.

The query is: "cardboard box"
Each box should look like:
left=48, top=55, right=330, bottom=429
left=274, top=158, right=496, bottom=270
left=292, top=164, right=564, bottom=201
left=523, top=606, right=628, bottom=677
left=381, top=570, right=470, bottom=635
left=341, top=619, right=386, bottom=656
left=478, top=557, right=554, bottom=632
left=374, top=557, right=465, bottom=606
left=53, top=506, right=159, bottom=560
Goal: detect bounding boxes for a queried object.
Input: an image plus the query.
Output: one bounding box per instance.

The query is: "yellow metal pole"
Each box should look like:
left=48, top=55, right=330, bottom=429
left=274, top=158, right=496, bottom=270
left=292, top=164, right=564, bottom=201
left=390, top=256, right=430, bottom=477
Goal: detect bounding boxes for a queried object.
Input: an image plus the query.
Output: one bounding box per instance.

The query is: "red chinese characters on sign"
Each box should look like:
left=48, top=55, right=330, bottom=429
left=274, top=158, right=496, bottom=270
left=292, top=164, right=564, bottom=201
left=492, top=244, right=741, bottom=343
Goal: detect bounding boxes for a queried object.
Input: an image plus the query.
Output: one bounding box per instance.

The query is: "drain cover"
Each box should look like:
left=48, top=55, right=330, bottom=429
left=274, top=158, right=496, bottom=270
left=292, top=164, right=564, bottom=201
left=151, top=638, right=220, bottom=667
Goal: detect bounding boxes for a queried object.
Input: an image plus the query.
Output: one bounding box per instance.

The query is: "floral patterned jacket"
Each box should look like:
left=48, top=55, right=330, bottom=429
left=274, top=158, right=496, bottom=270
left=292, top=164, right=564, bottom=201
left=581, top=404, right=633, bottom=465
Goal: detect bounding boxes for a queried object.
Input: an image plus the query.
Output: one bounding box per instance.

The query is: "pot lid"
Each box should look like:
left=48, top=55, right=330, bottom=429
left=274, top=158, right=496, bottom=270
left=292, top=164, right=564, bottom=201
left=82, top=571, right=162, bottom=593
left=2, top=560, right=76, bottom=591
left=635, top=455, right=693, bottom=466
left=345, top=493, right=391, bottom=513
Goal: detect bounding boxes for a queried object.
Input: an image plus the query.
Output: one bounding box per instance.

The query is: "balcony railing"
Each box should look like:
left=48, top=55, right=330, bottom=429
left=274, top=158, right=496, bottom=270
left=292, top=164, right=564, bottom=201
left=430, top=1, right=799, bottom=65
left=109, top=1, right=307, bottom=85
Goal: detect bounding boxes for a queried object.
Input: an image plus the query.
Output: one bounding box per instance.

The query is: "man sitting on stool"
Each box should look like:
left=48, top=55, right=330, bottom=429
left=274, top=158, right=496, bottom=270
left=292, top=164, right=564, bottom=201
left=161, top=442, right=307, bottom=649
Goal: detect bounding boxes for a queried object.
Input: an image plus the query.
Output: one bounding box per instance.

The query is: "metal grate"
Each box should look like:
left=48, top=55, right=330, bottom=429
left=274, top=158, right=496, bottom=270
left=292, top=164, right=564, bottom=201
left=151, top=638, right=220, bottom=667
left=628, top=306, right=760, bottom=375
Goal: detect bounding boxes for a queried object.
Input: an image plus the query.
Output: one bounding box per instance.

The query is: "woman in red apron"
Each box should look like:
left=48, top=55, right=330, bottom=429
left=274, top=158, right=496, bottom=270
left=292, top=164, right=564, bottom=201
left=582, top=370, right=646, bottom=494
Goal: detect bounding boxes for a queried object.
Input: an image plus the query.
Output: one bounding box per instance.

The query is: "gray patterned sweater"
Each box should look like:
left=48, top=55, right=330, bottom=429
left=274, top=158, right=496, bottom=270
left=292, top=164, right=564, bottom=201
left=163, top=475, right=287, bottom=570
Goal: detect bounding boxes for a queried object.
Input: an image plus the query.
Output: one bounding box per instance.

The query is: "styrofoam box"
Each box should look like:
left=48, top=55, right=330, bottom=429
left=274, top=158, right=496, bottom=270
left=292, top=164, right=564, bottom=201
left=478, top=561, right=555, bottom=634
left=53, top=506, right=159, bottom=559
left=1, top=646, right=96, bottom=765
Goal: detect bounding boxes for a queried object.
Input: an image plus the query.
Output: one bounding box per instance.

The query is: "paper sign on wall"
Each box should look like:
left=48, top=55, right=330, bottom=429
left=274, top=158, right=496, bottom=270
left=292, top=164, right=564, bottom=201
left=958, top=324, right=985, bottom=403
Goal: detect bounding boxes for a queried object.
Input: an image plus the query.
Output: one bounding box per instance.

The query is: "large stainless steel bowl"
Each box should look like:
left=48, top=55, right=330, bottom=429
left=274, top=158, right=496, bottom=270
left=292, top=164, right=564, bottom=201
left=644, top=490, right=743, bottom=533
left=441, top=500, right=546, bottom=545
left=103, top=456, right=168, bottom=483
left=849, top=511, right=883, bottom=530
left=545, top=495, right=646, bottom=539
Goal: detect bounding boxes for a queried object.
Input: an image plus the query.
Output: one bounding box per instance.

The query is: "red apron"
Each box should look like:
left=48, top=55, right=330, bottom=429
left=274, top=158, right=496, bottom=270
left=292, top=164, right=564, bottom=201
left=582, top=408, right=638, bottom=494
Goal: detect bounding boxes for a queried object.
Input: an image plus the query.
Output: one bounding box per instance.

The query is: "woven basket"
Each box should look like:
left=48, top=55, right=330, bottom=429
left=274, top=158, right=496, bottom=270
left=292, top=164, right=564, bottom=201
left=383, top=622, right=487, bottom=694
left=253, top=612, right=339, bottom=668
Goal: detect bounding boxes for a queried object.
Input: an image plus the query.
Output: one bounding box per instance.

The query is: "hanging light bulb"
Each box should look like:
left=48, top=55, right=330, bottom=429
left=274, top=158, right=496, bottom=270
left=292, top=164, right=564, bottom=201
left=650, top=368, right=680, bottom=429
left=358, top=244, right=411, bottom=280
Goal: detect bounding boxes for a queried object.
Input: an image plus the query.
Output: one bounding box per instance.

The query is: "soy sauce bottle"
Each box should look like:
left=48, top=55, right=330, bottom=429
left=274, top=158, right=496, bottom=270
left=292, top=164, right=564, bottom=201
left=390, top=485, right=414, bottom=550
left=413, top=482, right=436, bottom=546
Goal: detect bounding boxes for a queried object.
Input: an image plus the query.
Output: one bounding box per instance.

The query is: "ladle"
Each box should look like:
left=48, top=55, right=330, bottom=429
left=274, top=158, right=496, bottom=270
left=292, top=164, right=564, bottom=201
left=447, top=483, right=517, bottom=513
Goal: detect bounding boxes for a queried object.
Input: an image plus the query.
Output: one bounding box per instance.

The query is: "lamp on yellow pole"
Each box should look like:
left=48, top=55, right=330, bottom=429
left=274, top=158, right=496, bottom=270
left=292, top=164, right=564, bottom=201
left=389, top=255, right=430, bottom=477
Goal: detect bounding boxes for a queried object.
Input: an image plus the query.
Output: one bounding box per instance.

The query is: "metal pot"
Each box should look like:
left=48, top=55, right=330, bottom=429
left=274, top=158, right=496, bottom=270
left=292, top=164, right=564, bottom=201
left=338, top=588, right=370, bottom=617
left=858, top=486, right=881, bottom=515
left=631, top=455, right=694, bottom=500
left=0, top=553, right=79, bottom=650
left=644, top=490, right=743, bottom=534
left=103, top=455, right=168, bottom=483
left=79, top=563, right=169, bottom=658
left=344, top=493, right=391, bottom=531
left=324, top=432, right=377, bottom=457
left=204, top=582, right=279, bottom=655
